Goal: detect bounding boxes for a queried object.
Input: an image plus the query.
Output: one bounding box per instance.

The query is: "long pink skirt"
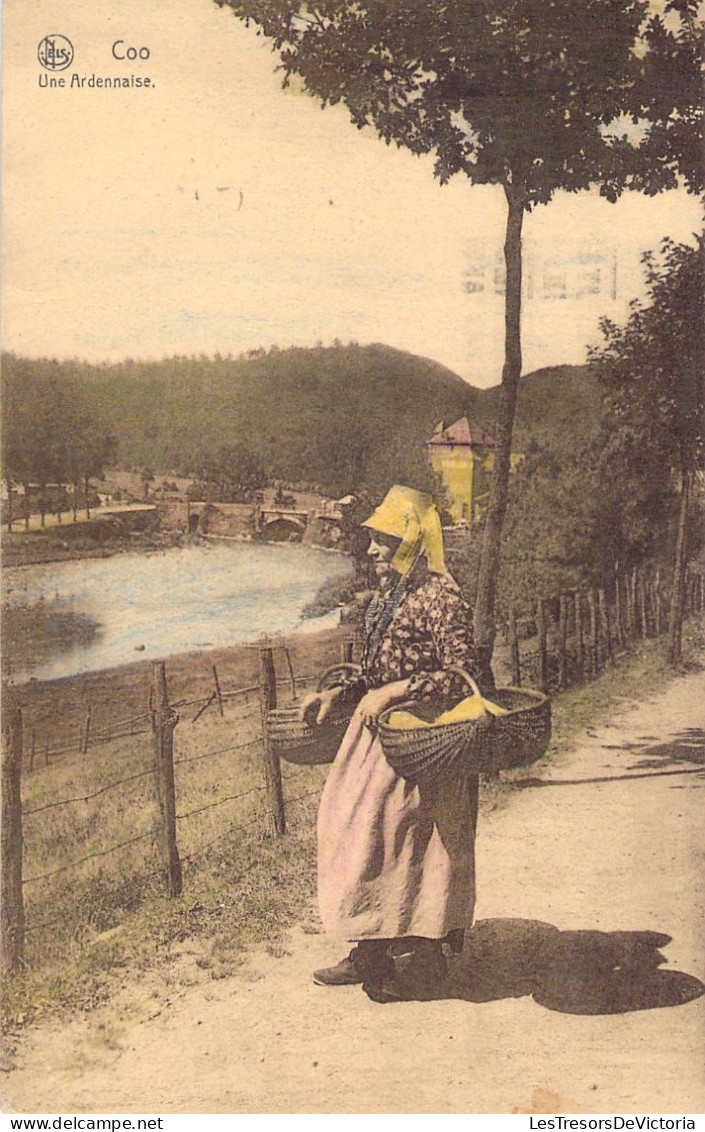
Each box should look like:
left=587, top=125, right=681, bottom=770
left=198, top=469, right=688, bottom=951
left=317, top=710, right=479, bottom=941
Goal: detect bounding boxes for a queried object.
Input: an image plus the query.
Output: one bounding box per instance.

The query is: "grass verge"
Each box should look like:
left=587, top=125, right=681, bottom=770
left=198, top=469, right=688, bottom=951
left=2, top=782, right=323, bottom=1032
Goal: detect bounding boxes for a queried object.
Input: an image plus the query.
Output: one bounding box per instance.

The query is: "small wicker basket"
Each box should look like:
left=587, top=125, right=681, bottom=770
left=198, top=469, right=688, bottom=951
left=378, top=666, right=551, bottom=785
left=266, top=663, right=360, bottom=766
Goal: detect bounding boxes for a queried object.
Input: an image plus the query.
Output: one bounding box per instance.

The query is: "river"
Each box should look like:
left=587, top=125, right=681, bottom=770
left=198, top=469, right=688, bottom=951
left=2, top=542, right=352, bottom=683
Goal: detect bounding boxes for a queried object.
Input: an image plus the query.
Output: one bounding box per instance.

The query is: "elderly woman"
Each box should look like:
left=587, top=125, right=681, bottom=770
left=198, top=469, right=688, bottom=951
left=302, top=485, right=481, bottom=1002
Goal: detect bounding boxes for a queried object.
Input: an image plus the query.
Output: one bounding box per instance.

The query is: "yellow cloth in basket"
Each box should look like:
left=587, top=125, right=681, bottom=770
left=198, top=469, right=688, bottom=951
left=388, top=693, right=508, bottom=731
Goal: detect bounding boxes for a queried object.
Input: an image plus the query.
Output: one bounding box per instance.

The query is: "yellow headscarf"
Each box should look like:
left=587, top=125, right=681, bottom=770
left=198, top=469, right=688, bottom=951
left=361, top=485, right=448, bottom=577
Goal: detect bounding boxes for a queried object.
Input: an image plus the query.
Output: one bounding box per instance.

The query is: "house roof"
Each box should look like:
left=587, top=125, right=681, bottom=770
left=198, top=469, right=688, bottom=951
left=427, top=417, right=495, bottom=449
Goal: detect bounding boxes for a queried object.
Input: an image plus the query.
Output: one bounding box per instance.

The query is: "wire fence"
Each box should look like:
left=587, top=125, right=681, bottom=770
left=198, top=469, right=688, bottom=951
left=1, top=636, right=342, bottom=975
left=17, top=662, right=324, bottom=774
left=501, top=564, right=705, bottom=694
left=2, top=565, right=703, bottom=977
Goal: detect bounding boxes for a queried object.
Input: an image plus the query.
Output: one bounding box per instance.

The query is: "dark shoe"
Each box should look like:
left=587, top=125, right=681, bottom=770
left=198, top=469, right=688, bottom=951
left=313, top=949, right=363, bottom=986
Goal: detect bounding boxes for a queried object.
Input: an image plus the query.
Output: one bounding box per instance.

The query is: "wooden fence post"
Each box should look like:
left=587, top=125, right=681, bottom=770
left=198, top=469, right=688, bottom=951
left=574, top=591, right=584, bottom=680
left=29, top=731, right=36, bottom=772
left=557, top=594, right=568, bottom=689
left=638, top=572, right=649, bottom=639
left=151, top=663, right=182, bottom=897
left=587, top=590, right=599, bottom=675
left=536, top=599, right=548, bottom=693
left=654, top=570, right=663, bottom=636
left=212, top=665, right=224, bottom=717
left=599, top=588, right=613, bottom=663
left=259, top=645, right=286, bottom=837
left=633, top=570, right=642, bottom=642
left=191, top=692, right=216, bottom=724
left=1, top=708, right=25, bottom=974
left=341, top=639, right=354, bottom=665
left=613, top=572, right=625, bottom=648
left=508, top=606, right=521, bottom=687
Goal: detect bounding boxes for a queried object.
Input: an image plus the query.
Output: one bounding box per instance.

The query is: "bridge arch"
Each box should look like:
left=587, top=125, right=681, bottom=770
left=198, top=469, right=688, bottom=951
left=258, top=516, right=305, bottom=542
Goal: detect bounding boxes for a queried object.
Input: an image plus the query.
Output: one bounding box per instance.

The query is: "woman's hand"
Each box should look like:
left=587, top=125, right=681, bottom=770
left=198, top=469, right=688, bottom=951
left=358, top=679, right=411, bottom=730
left=298, top=685, right=344, bottom=726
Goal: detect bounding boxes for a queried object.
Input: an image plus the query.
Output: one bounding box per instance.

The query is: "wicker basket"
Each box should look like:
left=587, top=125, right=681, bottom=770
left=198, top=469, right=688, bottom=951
left=266, top=663, right=360, bottom=766
left=378, top=666, right=551, bottom=785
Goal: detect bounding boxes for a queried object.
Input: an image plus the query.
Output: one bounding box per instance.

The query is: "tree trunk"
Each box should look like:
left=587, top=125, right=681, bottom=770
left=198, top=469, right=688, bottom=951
left=667, top=468, right=692, bottom=665
left=473, top=182, right=525, bottom=681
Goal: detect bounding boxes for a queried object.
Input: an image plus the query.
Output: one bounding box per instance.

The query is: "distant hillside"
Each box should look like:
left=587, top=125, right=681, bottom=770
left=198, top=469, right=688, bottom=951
left=476, top=364, right=601, bottom=451
left=1, top=347, right=604, bottom=499
left=30, top=344, right=482, bottom=498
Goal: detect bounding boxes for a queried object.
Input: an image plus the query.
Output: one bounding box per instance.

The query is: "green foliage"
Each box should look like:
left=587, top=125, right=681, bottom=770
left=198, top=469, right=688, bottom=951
left=1, top=343, right=478, bottom=499
left=497, top=432, right=675, bottom=612
left=2, top=349, right=607, bottom=503
left=194, top=443, right=266, bottom=501
left=494, top=236, right=704, bottom=614
left=635, top=0, right=704, bottom=195
left=590, top=236, right=704, bottom=478
left=1, top=357, right=117, bottom=494
left=216, top=0, right=699, bottom=201
left=590, top=235, right=704, bottom=661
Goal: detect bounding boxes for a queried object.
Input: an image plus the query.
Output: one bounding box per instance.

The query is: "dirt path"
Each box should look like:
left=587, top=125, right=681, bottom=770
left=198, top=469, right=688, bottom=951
left=4, top=665, right=704, bottom=1115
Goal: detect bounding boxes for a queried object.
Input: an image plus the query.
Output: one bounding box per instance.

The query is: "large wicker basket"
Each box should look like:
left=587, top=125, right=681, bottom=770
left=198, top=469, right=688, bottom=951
left=378, top=666, right=551, bottom=785
left=266, top=663, right=360, bottom=766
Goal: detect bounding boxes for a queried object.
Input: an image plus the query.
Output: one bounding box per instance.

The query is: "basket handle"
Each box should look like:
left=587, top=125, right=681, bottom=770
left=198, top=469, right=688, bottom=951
left=317, top=662, right=362, bottom=692
left=446, top=665, right=484, bottom=700
left=385, top=665, right=488, bottom=721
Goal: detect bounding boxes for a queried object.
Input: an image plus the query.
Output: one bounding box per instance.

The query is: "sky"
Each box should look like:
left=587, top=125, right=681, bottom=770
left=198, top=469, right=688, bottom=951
left=2, top=0, right=701, bottom=387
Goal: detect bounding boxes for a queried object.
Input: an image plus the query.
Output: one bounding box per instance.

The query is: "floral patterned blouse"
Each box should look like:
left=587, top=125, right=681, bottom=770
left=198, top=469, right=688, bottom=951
left=353, top=570, right=478, bottom=700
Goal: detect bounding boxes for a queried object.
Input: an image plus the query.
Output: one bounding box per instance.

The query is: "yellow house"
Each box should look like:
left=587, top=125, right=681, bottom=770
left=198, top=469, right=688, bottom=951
left=427, top=417, right=496, bottom=523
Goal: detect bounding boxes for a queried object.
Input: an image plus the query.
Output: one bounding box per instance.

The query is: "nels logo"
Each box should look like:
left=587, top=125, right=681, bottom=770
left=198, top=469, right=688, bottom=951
left=37, top=34, right=74, bottom=71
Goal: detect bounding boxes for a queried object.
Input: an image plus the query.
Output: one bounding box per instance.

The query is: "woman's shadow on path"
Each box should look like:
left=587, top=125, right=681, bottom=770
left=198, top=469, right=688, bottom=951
left=383, top=919, right=705, bottom=1014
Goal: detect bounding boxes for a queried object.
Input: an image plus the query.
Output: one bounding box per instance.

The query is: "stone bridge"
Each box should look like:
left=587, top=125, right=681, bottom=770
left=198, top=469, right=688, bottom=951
left=255, top=505, right=344, bottom=548
left=257, top=507, right=311, bottom=534
left=159, top=500, right=344, bottom=548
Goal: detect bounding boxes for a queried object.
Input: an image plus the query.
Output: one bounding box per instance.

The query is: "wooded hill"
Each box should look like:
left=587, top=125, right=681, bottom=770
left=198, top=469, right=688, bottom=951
left=1, top=345, right=601, bottom=498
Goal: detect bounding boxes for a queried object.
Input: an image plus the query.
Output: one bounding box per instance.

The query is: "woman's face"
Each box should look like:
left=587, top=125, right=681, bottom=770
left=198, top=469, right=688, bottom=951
left=367, top=531, right=400, bottom=580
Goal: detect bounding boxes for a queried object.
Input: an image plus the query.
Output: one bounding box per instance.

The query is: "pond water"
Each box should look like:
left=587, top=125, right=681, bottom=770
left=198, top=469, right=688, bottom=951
left=2, top=542, right=351, bottom=683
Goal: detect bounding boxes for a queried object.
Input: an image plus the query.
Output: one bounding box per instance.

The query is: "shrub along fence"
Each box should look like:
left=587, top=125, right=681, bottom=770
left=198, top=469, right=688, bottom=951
left=504, top=564, right=704, bottom=694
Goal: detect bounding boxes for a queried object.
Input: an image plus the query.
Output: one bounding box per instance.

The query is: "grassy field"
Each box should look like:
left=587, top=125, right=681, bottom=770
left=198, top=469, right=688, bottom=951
left=2, top=617, right=702, bottom=1033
